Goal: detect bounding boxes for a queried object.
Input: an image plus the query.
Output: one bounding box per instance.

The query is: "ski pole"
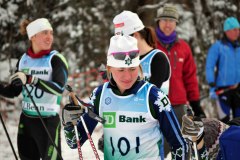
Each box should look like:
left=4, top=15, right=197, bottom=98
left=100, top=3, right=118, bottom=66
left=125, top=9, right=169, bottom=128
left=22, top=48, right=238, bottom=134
left=192, top=140, right=198, bottom=160
left=215, top=84, right=238, bottom=95
left=74, top=95, right=105, bottom=124
left=65, top=85, right=105, bottom=124
left=66, top=86, right=83, bottom=160
left=74, top=124, right=83, bottom=160
left=0, top=112, right=18, bottom=160
left=23, top=85, right=63, bottom=160
left=186, top=106, right=199, bottom=160
left=66, top=85, right=101, bottom=160
left=79, top=115, right=100, bottom=160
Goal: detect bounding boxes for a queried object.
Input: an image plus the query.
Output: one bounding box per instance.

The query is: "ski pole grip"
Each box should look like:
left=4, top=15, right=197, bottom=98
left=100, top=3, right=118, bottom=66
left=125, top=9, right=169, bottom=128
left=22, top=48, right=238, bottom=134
left=186, top=106, right=194, bottom=120
left=186, top=106, right=198, bottom=142
left=69, top=92, right=80, bottom=106
left=65, top=85, right=83, bottom=108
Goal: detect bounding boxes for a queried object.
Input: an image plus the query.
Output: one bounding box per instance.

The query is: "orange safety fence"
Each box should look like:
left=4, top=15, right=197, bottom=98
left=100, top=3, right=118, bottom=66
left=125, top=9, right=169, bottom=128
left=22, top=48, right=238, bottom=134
left=66, top=68, right=105, bottom=99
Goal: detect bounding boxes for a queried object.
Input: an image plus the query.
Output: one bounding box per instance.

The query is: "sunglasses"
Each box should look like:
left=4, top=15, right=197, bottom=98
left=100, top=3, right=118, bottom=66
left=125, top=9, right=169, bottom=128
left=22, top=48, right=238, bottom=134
left=111, top=50, right=139, bottom=60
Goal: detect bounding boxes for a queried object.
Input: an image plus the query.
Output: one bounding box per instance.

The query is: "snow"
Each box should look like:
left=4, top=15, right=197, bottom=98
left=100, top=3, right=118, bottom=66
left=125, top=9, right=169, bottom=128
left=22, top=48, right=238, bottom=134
left=0, top=110, right=19, bottom=159
left=0, top=109, right=104, bottom=160
left=0, top=112, right=173, bottom=159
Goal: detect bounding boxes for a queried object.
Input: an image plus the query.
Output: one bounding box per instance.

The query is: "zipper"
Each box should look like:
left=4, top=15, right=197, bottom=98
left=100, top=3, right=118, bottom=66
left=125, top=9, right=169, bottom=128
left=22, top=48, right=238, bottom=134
left=173, top=51, right=177, bottom=69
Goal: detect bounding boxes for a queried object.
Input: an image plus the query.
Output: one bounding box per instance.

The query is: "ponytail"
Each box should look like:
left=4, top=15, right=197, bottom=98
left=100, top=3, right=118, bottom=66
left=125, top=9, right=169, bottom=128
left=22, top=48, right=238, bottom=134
left=138, top=26, right=157, bottom=48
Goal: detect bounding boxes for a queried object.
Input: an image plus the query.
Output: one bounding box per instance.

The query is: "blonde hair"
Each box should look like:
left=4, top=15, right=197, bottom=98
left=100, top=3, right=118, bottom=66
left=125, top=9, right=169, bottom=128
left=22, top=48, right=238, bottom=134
left=138, top=65, right=144, bottom=80
left=19, top=19, right=32, bottom=36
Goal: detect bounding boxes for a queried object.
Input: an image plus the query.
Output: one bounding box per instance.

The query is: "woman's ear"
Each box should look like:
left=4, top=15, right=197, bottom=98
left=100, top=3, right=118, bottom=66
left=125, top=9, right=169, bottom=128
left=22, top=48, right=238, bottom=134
left=134, top=32, right=140, bottom=39
left=134, top=32, right=144, bottom=42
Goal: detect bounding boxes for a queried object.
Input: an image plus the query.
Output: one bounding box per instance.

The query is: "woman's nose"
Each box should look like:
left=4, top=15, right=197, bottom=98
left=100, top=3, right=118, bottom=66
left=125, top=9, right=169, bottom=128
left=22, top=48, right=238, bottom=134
left=123, top=71, right=132, bottom=80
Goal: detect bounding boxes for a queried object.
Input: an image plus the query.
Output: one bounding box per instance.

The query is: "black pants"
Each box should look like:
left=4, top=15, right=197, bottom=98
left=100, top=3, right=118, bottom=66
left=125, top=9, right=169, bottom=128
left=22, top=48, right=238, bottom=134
left=217, top=86, right=240, bottom=123
left=17, top=113, right=61, bottom=160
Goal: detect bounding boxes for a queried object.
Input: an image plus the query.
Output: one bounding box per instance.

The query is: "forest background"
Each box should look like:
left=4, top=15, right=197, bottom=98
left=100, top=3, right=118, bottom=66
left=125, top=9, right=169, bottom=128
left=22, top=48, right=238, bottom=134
left=0, top=0, right=239, bottom=159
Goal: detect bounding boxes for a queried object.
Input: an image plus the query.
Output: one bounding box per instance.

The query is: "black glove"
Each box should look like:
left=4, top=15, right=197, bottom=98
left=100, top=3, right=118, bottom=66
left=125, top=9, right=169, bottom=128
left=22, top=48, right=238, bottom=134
left=10, top=72, right=37, bottom=86
left=100, top=71, right=108, bottom=81
left=98, top=64, right=108, bottom=82
left=98, top=134, right=104, bottom=153
left=62, top=103, right=85, bottom=126
left=190, top=100, right=206, bottom=118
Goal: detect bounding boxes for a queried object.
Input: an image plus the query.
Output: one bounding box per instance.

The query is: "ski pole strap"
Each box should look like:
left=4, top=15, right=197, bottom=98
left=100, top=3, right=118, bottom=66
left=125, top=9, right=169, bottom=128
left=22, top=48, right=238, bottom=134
left=65, top=84, right=105, bottom=124
left=186, top=105, right=194, bottom=118
left=75, top=95, right=106, bottom=124
left=196, top=132, right=205, bottom=145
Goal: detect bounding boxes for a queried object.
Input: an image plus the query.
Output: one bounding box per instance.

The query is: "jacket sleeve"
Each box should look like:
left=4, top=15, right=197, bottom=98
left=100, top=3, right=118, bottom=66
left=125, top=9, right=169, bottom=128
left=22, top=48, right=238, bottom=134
left=150, top=51, right=170, bottom=88
left=0, top=59, right=22, bottom=98
left=149, top=86, right=188, bottom=159
left=206, top=41, right=220, bottom=85
left=0, top=83, right=22, bottom=98
left=182, top=41, right=200, bottom=101
left=195, top=144, right=208, bottom=160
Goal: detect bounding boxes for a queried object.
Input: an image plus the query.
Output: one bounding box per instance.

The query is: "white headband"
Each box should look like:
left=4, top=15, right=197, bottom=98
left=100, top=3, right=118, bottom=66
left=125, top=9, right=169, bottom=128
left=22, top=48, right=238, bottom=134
left=26, top=18, right=53, bottom=40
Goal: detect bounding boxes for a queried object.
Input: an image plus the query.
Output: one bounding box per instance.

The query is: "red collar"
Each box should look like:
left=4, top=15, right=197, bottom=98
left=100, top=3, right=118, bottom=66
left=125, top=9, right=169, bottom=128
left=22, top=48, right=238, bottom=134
left=27, top=48, right=51, bottom=58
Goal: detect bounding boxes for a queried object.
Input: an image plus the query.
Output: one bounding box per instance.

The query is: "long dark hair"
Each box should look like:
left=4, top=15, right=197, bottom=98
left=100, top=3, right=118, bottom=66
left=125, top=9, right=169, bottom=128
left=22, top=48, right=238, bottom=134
left=138, top=26, right=157, bottom=48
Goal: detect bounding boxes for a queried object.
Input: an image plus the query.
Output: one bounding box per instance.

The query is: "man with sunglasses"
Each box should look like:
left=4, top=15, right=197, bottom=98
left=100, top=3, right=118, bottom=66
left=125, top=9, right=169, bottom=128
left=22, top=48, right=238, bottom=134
left=155, top=4, right=206, bottom=157
left=155, top=5, right=205, bottom=121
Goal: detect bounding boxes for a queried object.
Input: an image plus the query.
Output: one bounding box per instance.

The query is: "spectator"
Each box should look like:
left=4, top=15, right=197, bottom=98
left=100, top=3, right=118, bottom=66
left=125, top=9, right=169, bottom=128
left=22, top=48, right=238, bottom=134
left=155, top=4, right=206, bottom=157
left=155, top=4, right=205, bottom=121
left=206, top=17, right=240, bottom=123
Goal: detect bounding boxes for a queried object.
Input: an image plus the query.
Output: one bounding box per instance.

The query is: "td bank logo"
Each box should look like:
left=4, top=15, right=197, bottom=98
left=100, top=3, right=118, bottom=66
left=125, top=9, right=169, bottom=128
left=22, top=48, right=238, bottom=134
left=31, top=69, right=49, bottom=75
left=21, top=68, right=30, bottom=74
left=103, top=112, right=116, bottom=128
left=103, top=112, right=147, bottom=128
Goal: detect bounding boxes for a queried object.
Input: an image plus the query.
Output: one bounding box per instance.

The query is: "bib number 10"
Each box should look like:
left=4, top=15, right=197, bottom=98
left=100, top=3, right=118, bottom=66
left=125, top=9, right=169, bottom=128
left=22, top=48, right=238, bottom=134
left=110, top=136, right=140, bottom=156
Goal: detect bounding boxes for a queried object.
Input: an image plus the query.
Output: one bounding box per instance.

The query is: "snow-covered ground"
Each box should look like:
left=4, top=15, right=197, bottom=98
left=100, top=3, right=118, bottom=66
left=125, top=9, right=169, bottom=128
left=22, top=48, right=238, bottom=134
left=0, top=108, right=104, bottom=160
left=0, top=106, right=173, bottom=160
